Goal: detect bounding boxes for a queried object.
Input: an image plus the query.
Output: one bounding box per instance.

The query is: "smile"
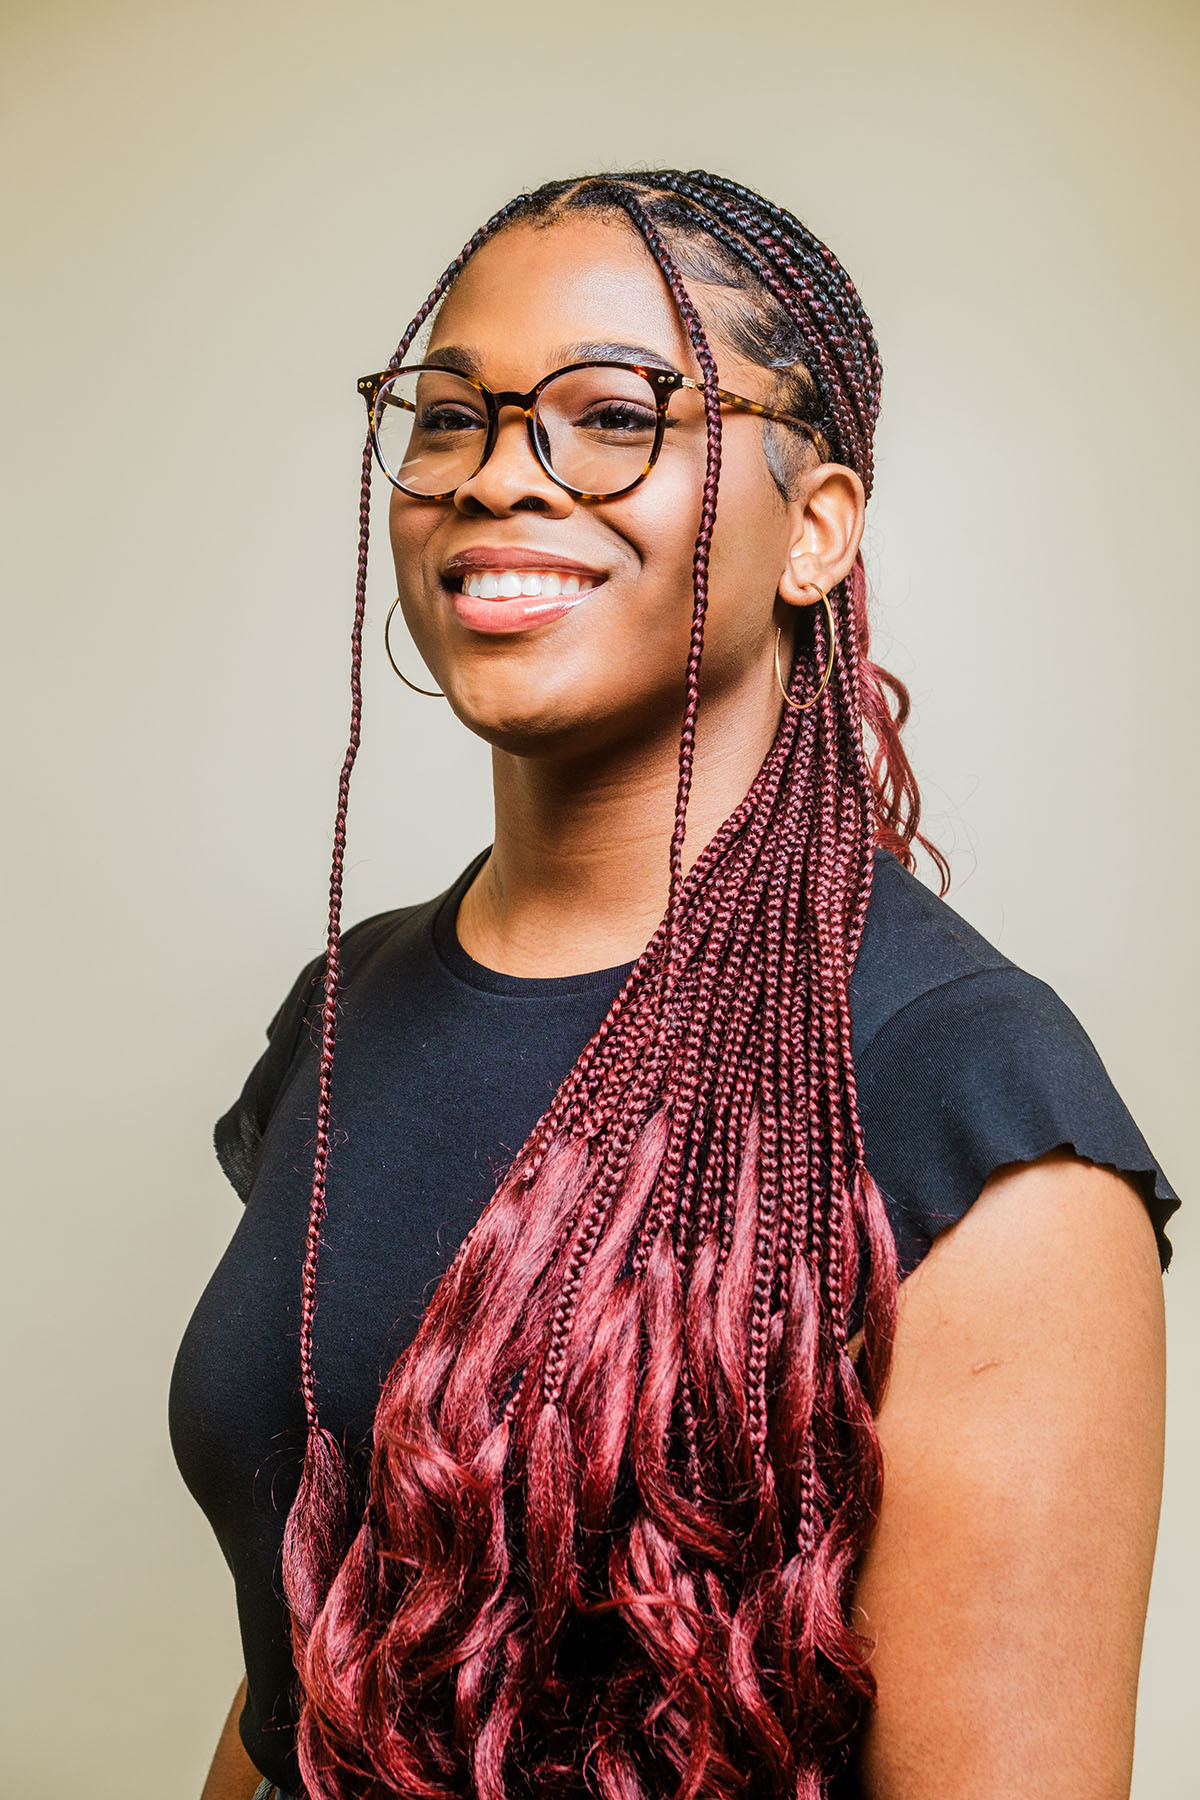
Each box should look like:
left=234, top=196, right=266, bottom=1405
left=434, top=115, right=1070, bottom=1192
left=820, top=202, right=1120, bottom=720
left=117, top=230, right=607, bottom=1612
left=460, top=569, right=600, bottom=600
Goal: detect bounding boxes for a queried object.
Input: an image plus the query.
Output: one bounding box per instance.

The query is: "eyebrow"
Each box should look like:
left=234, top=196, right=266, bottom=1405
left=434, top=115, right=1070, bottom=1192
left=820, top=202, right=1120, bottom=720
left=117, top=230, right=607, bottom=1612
left=557, top=340, right=681, bottom=374
left=422, top=341, right=683, bottom=379
left=421, top=343, right=481, bottom=376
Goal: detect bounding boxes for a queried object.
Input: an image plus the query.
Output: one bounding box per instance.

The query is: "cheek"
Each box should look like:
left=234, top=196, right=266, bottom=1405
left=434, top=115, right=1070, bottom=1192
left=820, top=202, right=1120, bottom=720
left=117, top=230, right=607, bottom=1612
left=387, top=496, right=453, bottom=664
left=388, top=491, right=440, bottom=589
left=604, top=496, right=702, bottom=681
left=703, top=455, right=790, bottom=655
left=617, top=436, right=708, bottom=605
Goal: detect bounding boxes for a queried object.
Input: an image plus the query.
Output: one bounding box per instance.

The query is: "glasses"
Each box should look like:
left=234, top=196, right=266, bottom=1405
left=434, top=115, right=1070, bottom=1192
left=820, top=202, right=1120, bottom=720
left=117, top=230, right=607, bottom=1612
left=357, top=360, right=821, bottom=502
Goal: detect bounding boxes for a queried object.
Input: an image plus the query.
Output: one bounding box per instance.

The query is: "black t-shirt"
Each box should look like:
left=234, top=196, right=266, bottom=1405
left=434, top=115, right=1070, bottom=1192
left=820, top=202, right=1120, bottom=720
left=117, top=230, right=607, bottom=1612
left=169, top=844, right=1181, bottom=1795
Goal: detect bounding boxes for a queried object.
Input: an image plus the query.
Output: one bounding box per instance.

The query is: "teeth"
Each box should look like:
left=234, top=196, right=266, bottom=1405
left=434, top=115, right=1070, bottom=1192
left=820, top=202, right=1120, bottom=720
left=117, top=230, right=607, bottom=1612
left=459, top=569, right=595, bottom=600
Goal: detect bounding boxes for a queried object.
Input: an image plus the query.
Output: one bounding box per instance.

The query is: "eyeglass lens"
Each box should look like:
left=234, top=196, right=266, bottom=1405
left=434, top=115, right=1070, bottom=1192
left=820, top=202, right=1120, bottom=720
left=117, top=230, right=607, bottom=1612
left=373, top=365, right=662, bottom=496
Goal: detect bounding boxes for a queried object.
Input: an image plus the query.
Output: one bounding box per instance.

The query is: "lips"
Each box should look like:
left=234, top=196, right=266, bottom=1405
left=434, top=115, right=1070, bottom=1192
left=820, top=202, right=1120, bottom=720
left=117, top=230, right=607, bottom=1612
left=441, top=547, right=608, bottom=634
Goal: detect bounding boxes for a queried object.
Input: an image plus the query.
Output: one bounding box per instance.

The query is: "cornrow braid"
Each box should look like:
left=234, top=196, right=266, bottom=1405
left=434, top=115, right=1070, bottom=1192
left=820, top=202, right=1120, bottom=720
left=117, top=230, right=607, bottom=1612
left=282, top=168, right=936, bottom=1800
left=644, top=172, right=879, bottom=496
left=685, top=170, right=884, bottom=401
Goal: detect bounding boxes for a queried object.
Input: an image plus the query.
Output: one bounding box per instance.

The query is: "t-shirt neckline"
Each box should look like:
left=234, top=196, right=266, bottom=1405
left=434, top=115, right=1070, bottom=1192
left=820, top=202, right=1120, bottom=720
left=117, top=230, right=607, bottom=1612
left=430, top=846, right=642, bottom=998
left=431, top=843, right=900, bottom=999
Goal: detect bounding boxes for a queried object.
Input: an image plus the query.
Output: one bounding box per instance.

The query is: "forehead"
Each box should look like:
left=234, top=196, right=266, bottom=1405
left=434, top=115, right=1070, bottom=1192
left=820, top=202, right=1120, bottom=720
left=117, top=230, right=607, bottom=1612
left=425, top=213, right=709, bottom=385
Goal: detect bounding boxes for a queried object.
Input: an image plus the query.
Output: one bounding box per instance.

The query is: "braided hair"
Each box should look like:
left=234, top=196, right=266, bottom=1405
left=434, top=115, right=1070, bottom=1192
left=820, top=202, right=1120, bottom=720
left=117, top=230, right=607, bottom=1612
left=282, top=169, right=949, bottom=1800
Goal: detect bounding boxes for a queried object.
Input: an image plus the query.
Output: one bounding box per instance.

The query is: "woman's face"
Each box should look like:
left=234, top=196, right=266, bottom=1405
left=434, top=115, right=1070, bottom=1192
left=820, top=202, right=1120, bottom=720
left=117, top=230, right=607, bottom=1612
left=387, top=211, right=854, bottom=760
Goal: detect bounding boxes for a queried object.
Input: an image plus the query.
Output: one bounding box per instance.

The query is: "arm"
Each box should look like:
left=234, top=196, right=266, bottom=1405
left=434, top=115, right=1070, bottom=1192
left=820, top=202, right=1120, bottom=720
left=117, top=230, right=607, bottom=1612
left=848, top=1148, right=1166, bottom=1800
left=200, top=1674, right=264, bottom=1800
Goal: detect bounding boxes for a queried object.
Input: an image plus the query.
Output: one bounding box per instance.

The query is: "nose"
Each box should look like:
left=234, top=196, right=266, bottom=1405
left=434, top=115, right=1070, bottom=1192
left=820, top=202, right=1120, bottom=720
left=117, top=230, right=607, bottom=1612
left=452, top=403, right=573, bottom=518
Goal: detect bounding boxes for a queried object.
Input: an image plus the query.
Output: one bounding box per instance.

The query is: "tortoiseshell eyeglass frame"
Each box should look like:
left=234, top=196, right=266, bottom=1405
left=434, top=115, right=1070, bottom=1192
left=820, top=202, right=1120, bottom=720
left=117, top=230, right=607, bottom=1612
left=356, top=361, right=823, bottom=503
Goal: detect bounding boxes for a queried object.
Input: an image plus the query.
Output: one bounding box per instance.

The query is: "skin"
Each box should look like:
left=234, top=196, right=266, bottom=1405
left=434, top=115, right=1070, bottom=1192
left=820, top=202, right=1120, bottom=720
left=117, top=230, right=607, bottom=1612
left=200, top=1674, right=258, bottom=1800
left=203, top=212, right=1167, bottom=1798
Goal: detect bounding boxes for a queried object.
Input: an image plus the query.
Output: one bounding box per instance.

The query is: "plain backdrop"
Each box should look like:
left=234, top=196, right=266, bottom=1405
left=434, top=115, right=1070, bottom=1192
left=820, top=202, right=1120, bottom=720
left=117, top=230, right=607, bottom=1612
left=2, top=1, right=1195, bottom=1794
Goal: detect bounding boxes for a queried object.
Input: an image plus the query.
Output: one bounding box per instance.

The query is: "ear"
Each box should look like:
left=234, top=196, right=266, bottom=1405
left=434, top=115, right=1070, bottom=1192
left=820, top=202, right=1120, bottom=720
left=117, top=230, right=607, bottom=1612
left=777, top=463, right=867, bottom=607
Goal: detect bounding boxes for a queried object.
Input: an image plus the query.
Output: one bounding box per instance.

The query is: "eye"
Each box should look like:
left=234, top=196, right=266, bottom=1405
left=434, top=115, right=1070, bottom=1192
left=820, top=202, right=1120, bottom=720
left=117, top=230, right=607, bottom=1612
left=416, top=401, right=485, bottom=435
left=576, top=400, right=658, bottom=437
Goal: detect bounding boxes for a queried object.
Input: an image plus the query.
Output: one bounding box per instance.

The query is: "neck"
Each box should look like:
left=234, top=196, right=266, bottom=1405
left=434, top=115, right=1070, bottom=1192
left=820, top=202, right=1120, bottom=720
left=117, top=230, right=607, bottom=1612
left=454, top=678, right=783, bottom=978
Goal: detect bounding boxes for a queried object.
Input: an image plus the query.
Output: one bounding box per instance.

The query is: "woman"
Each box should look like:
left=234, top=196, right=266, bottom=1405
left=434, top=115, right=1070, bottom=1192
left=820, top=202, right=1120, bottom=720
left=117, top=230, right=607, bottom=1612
left=171, top=170, right=1180, bottom=1800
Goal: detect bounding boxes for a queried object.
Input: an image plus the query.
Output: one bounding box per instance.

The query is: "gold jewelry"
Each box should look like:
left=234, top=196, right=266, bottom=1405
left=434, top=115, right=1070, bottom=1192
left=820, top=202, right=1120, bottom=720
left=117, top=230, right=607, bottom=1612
left=775, top=585, right=835, bottom=711
left=384, top=596, right=445, bottom=698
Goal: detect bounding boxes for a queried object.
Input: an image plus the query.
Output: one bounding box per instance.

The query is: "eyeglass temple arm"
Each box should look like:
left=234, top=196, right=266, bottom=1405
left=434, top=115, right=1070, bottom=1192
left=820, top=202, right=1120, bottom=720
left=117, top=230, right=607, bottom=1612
left=676, top=373, right=818, bottom=436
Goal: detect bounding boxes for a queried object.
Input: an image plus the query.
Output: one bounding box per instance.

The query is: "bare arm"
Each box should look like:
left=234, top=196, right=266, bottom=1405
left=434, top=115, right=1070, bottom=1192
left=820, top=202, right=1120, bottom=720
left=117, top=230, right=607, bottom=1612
left=200, top=1674, right=264, bottom=1800
left=848, top=1148, right=1166, bottom=1799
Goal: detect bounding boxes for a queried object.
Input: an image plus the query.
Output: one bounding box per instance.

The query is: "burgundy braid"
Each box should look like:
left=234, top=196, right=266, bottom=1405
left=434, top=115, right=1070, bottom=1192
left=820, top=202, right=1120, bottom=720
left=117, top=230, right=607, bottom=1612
left=611, top=192, right=724, bottom=1002
left=281, top=170, right=942, bottom=1800
left=296, top=430, right=371, bottom=1436
left=282, top=195, right=532, bottom=1627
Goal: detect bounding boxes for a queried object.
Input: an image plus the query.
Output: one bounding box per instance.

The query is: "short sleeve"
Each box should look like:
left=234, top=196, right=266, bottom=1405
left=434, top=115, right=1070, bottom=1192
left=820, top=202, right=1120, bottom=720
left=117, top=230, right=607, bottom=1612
left=212, top=950, right=325, bottom=1204
left=855, top=966, right=1182, bottom=1281
left=211, top=907, right=420, bottom=1204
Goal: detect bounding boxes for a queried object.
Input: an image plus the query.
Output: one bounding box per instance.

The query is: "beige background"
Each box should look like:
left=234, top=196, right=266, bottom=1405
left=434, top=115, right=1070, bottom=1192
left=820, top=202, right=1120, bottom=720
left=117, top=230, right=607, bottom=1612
left=2, top=0, right=1195, bottom=1794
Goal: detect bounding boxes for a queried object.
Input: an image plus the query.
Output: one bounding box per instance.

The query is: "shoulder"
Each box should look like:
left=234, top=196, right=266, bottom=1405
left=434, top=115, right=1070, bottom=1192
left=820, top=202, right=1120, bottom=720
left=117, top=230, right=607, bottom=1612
left=851, top=845, right=1019, bottom=1056
left=849, top=848, right=1180, bottom=1290
left=211, top=896, right=434, bottom=1204
left=261, top=901, right=429, bottom=1053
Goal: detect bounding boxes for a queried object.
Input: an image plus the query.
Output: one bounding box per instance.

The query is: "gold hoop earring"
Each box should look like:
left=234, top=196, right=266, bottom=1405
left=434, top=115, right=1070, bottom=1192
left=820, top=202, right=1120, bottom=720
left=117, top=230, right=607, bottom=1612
left=775, top=585, right=835, bottom=711
left=384, top=596, right=445, bottom=698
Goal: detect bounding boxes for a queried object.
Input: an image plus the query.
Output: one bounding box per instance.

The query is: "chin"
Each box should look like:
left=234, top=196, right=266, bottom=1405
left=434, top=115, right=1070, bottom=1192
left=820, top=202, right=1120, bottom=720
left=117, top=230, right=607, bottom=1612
left=447, top=678, right=639, bottom=762
left=459, top=707, right=603, bottom=760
